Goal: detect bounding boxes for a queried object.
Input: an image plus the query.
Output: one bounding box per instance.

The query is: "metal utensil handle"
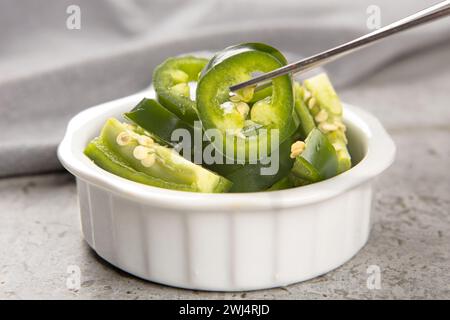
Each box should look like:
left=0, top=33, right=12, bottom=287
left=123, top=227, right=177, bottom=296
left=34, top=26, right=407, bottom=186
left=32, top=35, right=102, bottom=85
left=229, top=1, right=450, bottom=92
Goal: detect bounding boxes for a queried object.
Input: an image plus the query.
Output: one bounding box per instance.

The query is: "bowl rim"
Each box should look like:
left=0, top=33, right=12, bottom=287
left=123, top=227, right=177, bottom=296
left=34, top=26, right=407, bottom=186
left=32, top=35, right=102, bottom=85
left=57, top=91, right=396, bottom=211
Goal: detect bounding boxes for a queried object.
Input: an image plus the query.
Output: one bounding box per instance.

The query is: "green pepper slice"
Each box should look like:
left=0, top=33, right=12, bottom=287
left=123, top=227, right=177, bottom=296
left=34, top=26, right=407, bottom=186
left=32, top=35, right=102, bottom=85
left=153, top=56, right=208, bottom=124
left=84, top=118, right=232, bottom=193
left=218, top=159, right=293, bottom=192
left=85, top=138, right=193, bottom=191
left=124, top=98, right=194, bottom=147
left=293, top=81, right=316, bottom=139
left=205, top=134, right=297, bottom=192
left=267, top=176, right=294, bottom=191
left=290, top=128, right=338, bottom=185
left=302, top=73, right=351, bottom=173
left=196, top=43, right=296, bottom=162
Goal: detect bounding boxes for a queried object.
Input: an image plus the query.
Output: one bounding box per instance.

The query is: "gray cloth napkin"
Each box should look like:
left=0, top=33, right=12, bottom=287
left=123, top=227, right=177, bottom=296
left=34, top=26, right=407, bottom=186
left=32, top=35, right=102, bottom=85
left=0, top=0, right=449, bottom=177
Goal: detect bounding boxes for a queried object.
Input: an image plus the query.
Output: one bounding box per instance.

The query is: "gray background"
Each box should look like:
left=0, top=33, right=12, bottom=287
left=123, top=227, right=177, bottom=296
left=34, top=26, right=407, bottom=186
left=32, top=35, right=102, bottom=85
left=0, top=0, right=449, bottom=299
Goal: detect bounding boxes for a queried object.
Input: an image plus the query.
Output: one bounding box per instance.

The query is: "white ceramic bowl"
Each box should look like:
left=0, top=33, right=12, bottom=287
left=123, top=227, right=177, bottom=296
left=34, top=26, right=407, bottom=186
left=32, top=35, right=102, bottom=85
left=58, top=89, right=395, bottom=291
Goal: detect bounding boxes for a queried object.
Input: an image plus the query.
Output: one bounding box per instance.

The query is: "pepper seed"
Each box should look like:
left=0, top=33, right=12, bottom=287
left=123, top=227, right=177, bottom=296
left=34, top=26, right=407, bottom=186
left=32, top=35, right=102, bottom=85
left=171, top=70, right=189, bottom=83
left=240, top=86, right=255, bottom=102
left=319, top=122, right=338, bottom=133
left=314, top=109, right=328, bottom=123
left=141, top=153, right=156, bottom=167
left=133, top=145, right=151, bottom=160
left=236, top=102, right=250, bottom=117
left=334, top=120, right=347, bottom=131
left=116, top=132, right=132, bottom=146
left=308, top=97, right=316, bottom=110
left=138, top=135, right=154, bottom=147
left=171, top=83, right=190, bottom=97
left=290, top=140, right=306, bottom=158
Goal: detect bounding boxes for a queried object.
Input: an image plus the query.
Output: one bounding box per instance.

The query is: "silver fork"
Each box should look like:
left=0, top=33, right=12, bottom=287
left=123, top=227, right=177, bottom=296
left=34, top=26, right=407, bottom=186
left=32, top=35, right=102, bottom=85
left=229, top=1, right=450, bottom=92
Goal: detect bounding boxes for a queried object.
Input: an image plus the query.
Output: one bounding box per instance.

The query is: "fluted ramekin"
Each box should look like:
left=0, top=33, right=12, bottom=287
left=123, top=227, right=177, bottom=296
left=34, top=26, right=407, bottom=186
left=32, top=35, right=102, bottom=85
left=58, top=90, right=395, bottom=291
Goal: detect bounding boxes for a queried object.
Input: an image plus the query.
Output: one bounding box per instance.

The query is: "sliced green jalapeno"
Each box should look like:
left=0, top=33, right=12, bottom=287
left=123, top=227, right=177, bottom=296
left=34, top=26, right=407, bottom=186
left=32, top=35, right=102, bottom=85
left=205, top=134, right=297, bottom=192
left=124, top=98, right=194, bottom=147
left=125, top=98, right=204, bottom=162
left=196, top=43, right=297, bottom=162
left=85, top=138, right=193, bottom=191
left=293, top=81, right=316, bottom=139
left=267, top=176, right=294, bottom=191
left=290, top=128, right=338, bottom=185
left=153, top=56, right=208, bottom=124
left=84, top=118, right=232, bottom=193
left=301, top=73, right=351, bottom=173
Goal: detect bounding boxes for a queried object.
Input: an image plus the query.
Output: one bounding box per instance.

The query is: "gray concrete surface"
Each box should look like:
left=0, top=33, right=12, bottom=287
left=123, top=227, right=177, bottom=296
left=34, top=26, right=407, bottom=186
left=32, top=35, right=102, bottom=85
left=0, top=46, right=449, bottom=299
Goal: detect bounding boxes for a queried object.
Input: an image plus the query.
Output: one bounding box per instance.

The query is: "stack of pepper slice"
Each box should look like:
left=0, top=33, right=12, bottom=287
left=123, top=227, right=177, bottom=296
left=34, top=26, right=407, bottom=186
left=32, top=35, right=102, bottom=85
left=84, top=43, right=352, bottom=193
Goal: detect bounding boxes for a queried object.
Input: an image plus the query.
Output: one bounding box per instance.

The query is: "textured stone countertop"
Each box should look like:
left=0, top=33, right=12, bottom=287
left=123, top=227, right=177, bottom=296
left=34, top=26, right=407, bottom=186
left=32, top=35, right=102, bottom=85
left=1, top=47, right=449, bottom=299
